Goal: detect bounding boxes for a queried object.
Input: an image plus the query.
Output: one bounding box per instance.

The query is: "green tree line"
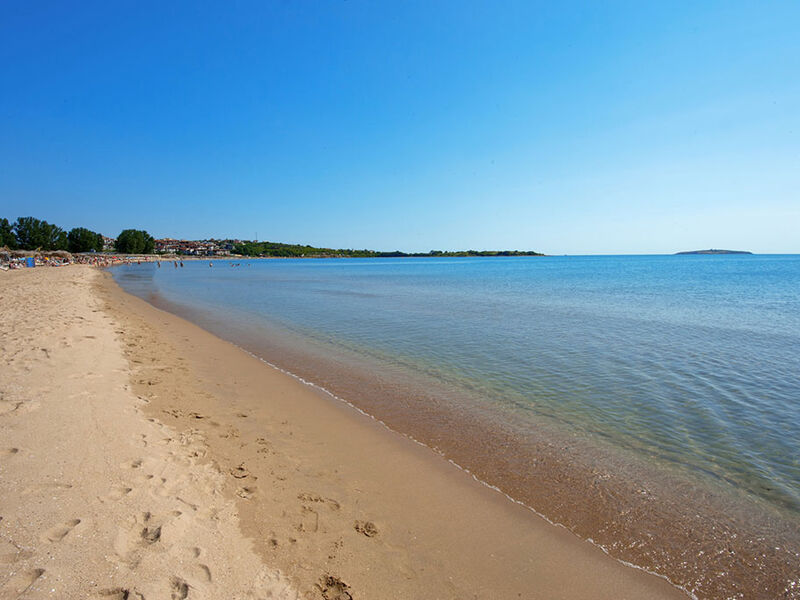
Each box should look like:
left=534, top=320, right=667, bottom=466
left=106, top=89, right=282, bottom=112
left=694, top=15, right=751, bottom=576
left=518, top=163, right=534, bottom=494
left=232, top=241, right=382, bottom=258
left=1, top=216, right=72, bottom=251
left=2, top=216, right=542, bottom=258
left=233, top=240, right=544, bottom=258
left=0, top=216, right=155, bottom=254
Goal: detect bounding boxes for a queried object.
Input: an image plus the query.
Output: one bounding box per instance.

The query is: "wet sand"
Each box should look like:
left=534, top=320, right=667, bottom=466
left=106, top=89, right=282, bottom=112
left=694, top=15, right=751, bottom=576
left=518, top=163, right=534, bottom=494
left=1, top=265, right=685, bottom=599
left=137, top=274, right=800, bottom=600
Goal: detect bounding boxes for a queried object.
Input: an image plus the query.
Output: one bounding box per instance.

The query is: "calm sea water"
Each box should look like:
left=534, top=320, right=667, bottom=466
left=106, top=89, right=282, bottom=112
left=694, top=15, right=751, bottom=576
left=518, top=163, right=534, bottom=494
left=114, top=255, right=800, bottom=597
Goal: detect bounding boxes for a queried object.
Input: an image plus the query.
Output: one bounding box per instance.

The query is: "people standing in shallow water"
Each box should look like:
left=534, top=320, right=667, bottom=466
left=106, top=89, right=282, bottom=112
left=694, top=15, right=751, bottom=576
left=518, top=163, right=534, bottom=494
left=180, top=261, right=184, bottom=267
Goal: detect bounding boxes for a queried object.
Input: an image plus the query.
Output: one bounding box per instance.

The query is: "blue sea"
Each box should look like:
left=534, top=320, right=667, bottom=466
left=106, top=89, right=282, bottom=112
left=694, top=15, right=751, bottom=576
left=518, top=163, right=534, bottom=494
left=113, top=254, right=800, bottom=598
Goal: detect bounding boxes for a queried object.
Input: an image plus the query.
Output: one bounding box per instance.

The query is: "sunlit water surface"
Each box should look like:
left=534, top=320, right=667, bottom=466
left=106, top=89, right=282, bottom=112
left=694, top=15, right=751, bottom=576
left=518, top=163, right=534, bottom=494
left=114, top=255, right=800, bottom=598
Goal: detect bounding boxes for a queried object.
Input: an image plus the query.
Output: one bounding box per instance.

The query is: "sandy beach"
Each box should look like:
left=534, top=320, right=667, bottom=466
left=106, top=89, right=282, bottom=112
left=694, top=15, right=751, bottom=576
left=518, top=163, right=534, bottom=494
left=0, top=265, right=686, bottom=599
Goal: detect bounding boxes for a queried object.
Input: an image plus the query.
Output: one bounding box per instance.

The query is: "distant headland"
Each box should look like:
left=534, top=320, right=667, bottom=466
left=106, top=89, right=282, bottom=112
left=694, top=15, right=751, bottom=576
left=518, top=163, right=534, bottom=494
left=675, top=249, right=752, bottom=255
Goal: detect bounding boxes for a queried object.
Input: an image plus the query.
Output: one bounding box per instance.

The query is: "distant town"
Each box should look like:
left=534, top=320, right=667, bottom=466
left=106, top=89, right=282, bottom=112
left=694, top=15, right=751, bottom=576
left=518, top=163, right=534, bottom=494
left=151, top=237, right=238, bottom=256
left=96, top=236, right=240, bottom=256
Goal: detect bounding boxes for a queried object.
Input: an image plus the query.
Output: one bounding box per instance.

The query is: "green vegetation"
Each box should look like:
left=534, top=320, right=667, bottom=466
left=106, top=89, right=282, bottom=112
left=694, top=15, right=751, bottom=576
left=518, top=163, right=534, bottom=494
left=417, top=249, right=545, bottom=257
left=11, top=216, right=68, bottom=251
left=67, top=227, right=104, bottom=253
left=233, top=241, right=544, bottom=258
left=233, top=241, right=377, bottom=257
left=0, top=218, right=17, bottom=249
left=1, top=214, right=543, bottom=258
left=1, top=216, right=106, bottom=253
left=115, top=229, right=155, bottom=254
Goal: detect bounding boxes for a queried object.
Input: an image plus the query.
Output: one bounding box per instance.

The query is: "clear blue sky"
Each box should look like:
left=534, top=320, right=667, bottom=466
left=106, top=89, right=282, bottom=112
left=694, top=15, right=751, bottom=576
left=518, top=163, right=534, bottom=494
left=1, top=1, right=798, bottom=253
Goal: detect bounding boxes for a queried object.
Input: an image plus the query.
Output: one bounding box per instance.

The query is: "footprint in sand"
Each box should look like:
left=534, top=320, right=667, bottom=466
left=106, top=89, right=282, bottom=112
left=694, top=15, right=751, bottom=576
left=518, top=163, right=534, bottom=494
left=152, top=477, right=172, bottom=498
left=0, top=402, right=24, bottom=416
left=96, top=587, right=145, bottom=600
left=293, top=494, right=341, bottom=535
left=170, top=577, right=189, bottom=600
left=298, top=492, right=341, bottom=511
left=0, top=538, right=33, bottom=565
left=107, top=484, right=133, bottom=500
left=230, top=463, right=250, bottom=479
left=141, top=525, right=162, bottom=544
left=43, top=518, right=81, bottom=542
left=236, top=486, right=258, bottom=500
left=255, top=438, right=273, bottom=455
left=354, top=520, right=379, bottom=538
left=1, top=568, right=45, bottom=598
left=317, top=575, right=353, bottom=600
left=113, top=512, right=163, bottom=564
left=192, top=563, right=212, bottom=583
left=219, top=426, right=240, bottom=439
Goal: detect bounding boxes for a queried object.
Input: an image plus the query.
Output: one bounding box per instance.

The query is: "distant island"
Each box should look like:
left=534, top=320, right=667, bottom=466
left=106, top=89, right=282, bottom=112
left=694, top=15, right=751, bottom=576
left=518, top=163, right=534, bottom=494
left=675, top=249, right=752, bottom=255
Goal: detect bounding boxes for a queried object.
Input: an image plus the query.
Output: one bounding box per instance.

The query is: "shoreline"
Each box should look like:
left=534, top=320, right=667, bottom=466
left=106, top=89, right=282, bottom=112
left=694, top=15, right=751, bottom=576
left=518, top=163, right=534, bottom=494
left=121, top=267, right=800, bottom=600
left=95, top=267, right=690, bottom=597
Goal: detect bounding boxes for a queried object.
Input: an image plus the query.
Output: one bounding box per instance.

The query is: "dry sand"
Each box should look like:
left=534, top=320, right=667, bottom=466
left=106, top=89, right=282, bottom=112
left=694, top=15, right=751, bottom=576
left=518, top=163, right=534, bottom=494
left=1, top=265, right=687, bottom=599
left=0, top=266, right=294, bottom=599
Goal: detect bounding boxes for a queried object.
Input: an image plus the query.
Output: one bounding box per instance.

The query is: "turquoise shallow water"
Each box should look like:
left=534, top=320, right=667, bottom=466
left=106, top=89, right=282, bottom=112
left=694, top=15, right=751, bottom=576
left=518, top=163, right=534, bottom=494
left=114, top=254, right=800, bottom=597
left=115, top=254, right=800, bottom=512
